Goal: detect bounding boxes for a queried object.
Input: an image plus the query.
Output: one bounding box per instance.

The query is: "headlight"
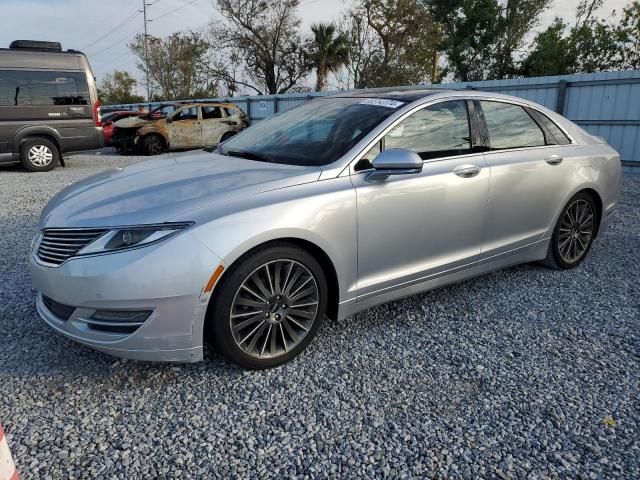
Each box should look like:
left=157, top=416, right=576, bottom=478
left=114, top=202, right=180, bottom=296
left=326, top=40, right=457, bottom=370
left=77, top=222, right=193, bottom=255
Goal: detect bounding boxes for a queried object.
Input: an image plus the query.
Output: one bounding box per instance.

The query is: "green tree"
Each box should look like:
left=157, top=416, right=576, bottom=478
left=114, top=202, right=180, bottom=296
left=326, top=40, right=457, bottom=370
left=427, top=0, right=551, bottom=81
left=521, top=0, right=619, bottom=76
left=428, top=0, right=504, bottom=81
left=305, top=23, right=349, bottom=91
left=520, top=19, right=573, bottom=76
left=98, top=70, right=145, bottom=105
left=617, top=1, right=640, bottom=69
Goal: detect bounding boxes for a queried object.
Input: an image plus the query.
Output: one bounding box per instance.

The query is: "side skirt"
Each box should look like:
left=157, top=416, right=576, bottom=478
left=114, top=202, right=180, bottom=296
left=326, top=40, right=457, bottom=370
left=336, top=238, right=549, bottom=320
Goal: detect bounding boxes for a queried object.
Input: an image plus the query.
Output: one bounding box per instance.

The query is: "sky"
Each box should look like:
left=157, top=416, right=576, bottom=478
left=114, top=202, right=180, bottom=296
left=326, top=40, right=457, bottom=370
left=0, top=0, right=631, bottom=93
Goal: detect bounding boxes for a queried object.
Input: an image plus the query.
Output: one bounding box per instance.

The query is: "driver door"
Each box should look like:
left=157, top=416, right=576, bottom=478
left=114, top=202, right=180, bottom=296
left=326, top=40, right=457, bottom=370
left=167, top=106, right=201, bottom=149
left=351, top=100, right=490, bottom=301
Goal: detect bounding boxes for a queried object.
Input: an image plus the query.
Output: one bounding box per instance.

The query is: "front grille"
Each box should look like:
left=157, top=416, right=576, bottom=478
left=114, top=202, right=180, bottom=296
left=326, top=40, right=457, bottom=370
left=42, top=295, right=76, bottom=320
left=37, top=228, right=108, bottom=266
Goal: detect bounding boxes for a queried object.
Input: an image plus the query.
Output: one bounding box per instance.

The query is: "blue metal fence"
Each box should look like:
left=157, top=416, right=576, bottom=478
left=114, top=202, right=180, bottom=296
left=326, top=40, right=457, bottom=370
left=112, top=70, right=640, bottom=164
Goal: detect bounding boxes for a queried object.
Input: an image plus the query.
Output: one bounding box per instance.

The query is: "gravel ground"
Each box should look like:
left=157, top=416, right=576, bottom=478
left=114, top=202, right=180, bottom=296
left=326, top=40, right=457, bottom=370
left=0, top=152, right=639, bottom=479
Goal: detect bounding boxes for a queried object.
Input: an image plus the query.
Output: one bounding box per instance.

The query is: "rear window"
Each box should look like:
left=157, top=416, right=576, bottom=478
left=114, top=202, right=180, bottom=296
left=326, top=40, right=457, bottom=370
left=0, top=69, right=90, bottom=106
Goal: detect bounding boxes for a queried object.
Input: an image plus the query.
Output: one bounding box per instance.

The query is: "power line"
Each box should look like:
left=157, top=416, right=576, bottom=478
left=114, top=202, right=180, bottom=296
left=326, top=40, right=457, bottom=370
left=150, top=0, right=200, bottom=22
left=81, top=10, right=142, bottom=51
left=88, top=27, right=144, bottom=58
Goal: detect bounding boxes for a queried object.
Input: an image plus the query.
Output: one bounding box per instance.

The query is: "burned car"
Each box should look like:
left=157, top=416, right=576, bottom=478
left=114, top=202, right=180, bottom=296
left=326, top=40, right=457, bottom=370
left=111, top=102, right=248, bottom=155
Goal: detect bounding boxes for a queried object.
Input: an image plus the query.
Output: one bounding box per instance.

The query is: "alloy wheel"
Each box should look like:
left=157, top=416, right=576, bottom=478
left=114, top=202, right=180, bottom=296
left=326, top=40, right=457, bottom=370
left=558, top=199, right=594, bottom=264
left=230, top=259, right=319, bottom=359
left=28, top=145, right=53, bottom=167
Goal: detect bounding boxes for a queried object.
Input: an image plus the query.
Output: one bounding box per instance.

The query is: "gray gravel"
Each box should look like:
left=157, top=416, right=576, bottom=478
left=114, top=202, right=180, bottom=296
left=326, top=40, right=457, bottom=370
left=1, top=152, right=639, bottom=479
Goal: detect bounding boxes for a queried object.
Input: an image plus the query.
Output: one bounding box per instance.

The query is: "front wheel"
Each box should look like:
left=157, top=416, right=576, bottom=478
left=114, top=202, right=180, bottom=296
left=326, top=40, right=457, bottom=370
left=142, top=135, right=165, bottom=155
left=207, top=243, right=327, bottom=369
left=543, top=192, right=598, bottom=269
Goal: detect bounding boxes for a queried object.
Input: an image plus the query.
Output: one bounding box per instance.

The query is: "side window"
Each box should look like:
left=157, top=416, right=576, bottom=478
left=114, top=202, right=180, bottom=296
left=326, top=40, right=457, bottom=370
left=171, top=107, right=198, bottom=121
left=0, top=70, right=30, bottom=106
left=224, top=107, right=238, bottom=116
left=384, top=101, right=471, bottom=160
left=202, top=106, right=222, bottom=119
left=481, top=101, right=545, bottom=149
left=530, top=110, right=572, bottom=145
left=27, top=71, right=90, bottom=106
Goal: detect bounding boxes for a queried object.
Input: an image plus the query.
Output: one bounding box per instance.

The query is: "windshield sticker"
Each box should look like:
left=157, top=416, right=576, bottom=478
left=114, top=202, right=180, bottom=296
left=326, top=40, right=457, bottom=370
left=359, top=98, right=404, bottom=109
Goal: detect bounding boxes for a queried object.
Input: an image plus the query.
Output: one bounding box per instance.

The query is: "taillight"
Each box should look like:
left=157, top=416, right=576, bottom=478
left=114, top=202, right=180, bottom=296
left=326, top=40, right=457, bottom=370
left=94, top=100, right=102, bottom=127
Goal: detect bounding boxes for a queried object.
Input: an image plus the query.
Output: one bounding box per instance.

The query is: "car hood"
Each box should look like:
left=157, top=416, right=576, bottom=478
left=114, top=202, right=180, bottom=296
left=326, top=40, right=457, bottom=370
left=40, top=152, right=322, bottom=228
left=113, top=116, right=153, bottom=128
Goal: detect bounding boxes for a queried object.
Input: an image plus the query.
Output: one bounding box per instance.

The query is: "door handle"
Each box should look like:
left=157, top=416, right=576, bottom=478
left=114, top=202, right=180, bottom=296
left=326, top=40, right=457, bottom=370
left=545, top=155, right=563, bottom=165
left=453, top=164, right=481, bottom=178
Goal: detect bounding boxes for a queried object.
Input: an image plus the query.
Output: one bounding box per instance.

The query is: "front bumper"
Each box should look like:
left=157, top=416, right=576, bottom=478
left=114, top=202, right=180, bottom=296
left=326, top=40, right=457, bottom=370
left=29, top=231, right=222, bottom=362
left=111, top=129, right=140, bottom=152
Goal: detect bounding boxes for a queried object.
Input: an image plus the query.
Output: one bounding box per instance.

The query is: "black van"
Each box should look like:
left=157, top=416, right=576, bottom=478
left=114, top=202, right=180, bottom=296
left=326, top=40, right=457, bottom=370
left=0, top=40, right=103, bottom=172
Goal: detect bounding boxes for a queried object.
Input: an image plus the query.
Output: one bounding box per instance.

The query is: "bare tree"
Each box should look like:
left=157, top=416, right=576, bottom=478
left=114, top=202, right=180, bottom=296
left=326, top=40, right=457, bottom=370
left=129, top=31, right=219, bottom=100
left=213, top=0, right=309, bottom=95
left=341, top=0, right=440, bottom=88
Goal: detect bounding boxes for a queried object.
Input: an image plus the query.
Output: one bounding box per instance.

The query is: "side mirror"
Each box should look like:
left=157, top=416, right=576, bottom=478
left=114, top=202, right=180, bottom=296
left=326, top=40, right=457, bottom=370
left=367, top=148, right=423, bottom=182
left=166, top=116, right=173, bottom=123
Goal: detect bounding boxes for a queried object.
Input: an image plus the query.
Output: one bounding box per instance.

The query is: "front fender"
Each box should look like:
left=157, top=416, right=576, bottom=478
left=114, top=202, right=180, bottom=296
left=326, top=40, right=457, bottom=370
left=180, top=176, right=359, bottom=303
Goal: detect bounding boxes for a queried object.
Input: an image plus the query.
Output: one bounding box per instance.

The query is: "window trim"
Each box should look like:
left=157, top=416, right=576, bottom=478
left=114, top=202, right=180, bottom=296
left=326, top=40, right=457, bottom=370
left=345, top=95, right=577, bottom=177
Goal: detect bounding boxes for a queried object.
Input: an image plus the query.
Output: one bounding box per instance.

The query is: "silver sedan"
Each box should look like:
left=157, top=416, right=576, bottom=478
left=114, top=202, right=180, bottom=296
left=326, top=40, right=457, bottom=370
left=29, top=90, right=621, bottom=369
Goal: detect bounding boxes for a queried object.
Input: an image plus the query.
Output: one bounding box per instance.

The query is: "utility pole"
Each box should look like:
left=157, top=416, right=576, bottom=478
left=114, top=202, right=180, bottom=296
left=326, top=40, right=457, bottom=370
left=142, top=0, right=151, bottom=108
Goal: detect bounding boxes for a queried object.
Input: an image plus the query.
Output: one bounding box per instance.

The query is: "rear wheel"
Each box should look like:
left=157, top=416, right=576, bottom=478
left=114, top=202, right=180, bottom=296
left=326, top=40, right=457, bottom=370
left=142, top=135, right=165, bottom=155
left=543, top=192, right=598, bottom=269
left=207, top=243, right=327, bottom=369
left=20, top=137, right=59, bottom=172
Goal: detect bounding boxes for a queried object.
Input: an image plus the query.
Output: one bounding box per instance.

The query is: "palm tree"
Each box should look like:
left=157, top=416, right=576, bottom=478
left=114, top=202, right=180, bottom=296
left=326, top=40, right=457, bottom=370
left=306, top=23, right=350, bottom=92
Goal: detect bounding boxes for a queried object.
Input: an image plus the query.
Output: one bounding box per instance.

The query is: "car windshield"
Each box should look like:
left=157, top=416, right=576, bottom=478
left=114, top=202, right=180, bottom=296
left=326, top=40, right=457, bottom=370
left=218, top=97, right=403, bottom=166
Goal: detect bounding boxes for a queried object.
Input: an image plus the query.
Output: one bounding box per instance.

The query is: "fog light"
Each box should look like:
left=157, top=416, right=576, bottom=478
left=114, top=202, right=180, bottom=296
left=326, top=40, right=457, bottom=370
left=91, top=310, right=152, bottom=323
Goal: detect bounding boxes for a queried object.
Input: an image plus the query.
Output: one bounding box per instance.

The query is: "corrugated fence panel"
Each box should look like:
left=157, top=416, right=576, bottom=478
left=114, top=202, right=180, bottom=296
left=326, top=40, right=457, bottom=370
left=110, top=70, right=640, bottom=163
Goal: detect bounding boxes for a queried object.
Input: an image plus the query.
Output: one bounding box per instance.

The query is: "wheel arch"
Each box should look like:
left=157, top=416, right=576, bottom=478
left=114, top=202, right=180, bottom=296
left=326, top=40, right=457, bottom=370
left=207, top=236, right=340, bottom=327
left=577, top=187, right=603, bottom=237
left=140, top=131, right=167, bottom=146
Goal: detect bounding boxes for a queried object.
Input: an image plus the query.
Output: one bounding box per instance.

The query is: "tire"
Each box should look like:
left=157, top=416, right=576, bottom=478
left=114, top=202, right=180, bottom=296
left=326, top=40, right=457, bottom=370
left=542, top=192, right=598, bottom=270
left=142, top=135, right=165, bottom=156
left=207, top=243, right=328, bottom=369
left=20, top=137, right=59, bottom=172
left=219, top=131, right=237, bottom=144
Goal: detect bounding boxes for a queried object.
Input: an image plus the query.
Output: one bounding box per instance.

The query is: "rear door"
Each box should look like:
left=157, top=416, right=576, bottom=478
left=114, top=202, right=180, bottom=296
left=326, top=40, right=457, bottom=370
left=167, top=106, right=201, bottom=149
left=478, top=100, right=576, bottom=258
left=201, top=106, right=227, bottom=146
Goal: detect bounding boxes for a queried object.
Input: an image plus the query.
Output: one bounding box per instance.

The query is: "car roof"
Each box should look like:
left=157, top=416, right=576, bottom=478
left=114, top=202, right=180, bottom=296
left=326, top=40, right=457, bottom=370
left=332, top=88, right=453, bottom=103
left=156, top=101, right=238, bottom=108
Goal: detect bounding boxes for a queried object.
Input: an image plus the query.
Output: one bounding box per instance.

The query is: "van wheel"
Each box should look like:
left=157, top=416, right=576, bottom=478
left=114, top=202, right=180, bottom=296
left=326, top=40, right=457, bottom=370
left=142, top=135, right=165, bottom=156
left=20, top=137, right=59, bottom=172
